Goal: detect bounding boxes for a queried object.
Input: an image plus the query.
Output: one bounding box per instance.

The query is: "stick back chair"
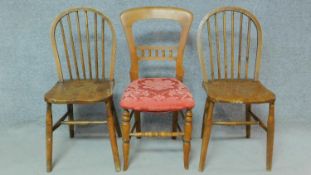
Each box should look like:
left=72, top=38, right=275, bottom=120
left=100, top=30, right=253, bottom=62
left=196, top=6, right=276, bottom=171
left=119, top=7, right=194, bottom=170
left=44, top=7, right=121, bottom=172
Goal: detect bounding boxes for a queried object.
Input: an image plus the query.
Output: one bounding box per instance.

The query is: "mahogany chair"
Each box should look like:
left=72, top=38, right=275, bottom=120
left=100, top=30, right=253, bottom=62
left=197, top=7, right=276, bottom=171
left=44, top=7, right=121, bottom=172
left=119, top=7, right=194, bottom=170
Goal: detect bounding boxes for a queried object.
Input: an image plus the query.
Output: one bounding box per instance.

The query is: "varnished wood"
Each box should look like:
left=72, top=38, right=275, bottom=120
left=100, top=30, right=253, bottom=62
left=45, top=80, right=114, bottom=104
left=250, top=111, right=267, bottom=131
left=183, top=110, right=192, bottom=169
left=130, top=132, right=184, bottom=137
left=231, top=11, right=235, bottom=79
left=46, top=103, right=53, bottom=172
left=94, top=13, right=99, bottom=79
left=214, top=14, right=221, bottom=79
left=120, top=6, right=193, bottom=81
left=212, top=120, right=258, bottom=125
left=50, top=7, right=117, bottom=81
left=52, top=112, right=68, bottom=131
left=200, top=98, right=209, bottom=138
left=85, top=11, right=92, bottom=79
left=223, top=12, right=228, bottom=79
left=237, top=14, right=243, bottom=79
left=197, top=6, right=263, bottom=82
left=60, top=20, right=73, bottom=79
left=207, top=19, right=215, bottom=80
left=134, top=111, right=141, bottom=139
left=246, top=104, right=251, bottom=138
left=245, top=18, right=252, bottom=79
left=67, top=15, right=79, bottom=79
left=137, top=45, right=178, bottom=61
left=61, top=120, right=107, bottom=125
left=267, top=102, right=275, bottom=171
left=122, top=110, right=130, bottom=171
left=111, top=98, right=122, bottom=137
left=120, top=7, right=193, bottom=171
left=76, top=11, right=86, bottom=79
left=197, top=6, right=276, bottom=171
left=199, top=101, right=214, bottom=171
left=203, top=80, right=275, bottom=104
left=46, top=7, right=121, bottom=172
left=106, top=100, right=121, bottom=172
left=101, top=19, right=105, bottom=79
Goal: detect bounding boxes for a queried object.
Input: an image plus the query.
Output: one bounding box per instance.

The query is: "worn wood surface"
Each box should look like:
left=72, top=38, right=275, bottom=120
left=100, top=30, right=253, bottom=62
left=120, top=7, right=194, bottom=171
left=45, top=7, right=121, bottom=172
left=197, top=6, right=276, bottom=172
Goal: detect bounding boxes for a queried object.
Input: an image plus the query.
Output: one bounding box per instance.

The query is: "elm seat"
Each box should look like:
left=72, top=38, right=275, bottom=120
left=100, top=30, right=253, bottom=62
left=120, top=78, right=195, bottom=112
left=204, top=80, right=276, bottom=104
left=44, top=80, right=113, bottom=104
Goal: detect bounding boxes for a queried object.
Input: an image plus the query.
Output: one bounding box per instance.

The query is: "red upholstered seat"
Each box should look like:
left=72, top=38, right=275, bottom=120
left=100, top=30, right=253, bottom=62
left=120, top=78, right=195, bottom=112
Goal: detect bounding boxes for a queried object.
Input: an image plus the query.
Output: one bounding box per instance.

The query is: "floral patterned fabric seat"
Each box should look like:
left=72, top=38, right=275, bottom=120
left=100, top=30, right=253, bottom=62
left=120, top=78, right=195, bottom=112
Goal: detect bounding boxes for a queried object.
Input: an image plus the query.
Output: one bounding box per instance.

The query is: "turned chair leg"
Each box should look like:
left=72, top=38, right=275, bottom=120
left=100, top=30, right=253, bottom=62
left=183, top=110, right=192, bottom=169
left=67, top=104, right=74, bottom=138
left=122, top=110, right=131, bottom=171
left=267, top=102, right=275, bottom=171
left=199, top=101, right=214, bottom=172
left=172, top=111, right=178, bottom=140
left=106, top=100, right=121, bottom=172
left=246, top=104, right=251, bottom=138
left=134, top=111, right=141, bottom=139
left=111, top=98, right=122, bottom=137
left=201, top=99, right=209, bottom=138
left=46, top=103, right=53, bottom=172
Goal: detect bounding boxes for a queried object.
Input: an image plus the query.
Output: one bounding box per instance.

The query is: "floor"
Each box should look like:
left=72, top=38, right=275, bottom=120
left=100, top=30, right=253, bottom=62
left=1, top=120, right=310, bottom=175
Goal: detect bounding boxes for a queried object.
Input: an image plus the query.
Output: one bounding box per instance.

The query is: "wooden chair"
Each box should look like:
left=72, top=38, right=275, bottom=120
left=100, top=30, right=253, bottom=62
left=119, top=7, right=194, bottom=170
left=44, top=7, right=121, bottom=172
left=196, top=6, right=276, bottom=171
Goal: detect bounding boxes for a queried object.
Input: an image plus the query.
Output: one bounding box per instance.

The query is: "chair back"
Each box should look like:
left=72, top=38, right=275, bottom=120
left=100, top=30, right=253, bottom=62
left=120, top=7, right=193, bottom=81
left=197, top=6, right=263, bottom=82
left=50, top=7, right=117, bottom=82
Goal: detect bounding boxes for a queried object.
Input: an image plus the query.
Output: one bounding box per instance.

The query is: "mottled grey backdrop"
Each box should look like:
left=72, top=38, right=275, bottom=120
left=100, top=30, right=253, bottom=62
left=0, top=0, right=310, bottom=137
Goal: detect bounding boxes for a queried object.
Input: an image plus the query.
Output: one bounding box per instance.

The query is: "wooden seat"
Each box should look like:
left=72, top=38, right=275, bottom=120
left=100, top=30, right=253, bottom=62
left=197, top=7, right=276, bottom=172
left=44, top=7, right=121, bottom=172
left=45, top=80, right=113, bottom=104
left=120, top=7, right=193, bottom=171
left=204, top=80, right=275, bottom=104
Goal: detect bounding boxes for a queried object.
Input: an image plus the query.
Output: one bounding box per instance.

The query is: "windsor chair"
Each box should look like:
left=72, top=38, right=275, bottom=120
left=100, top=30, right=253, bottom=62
left=197, top=7, right=276, bottom=171
left=44, top=7, right=121, bottom=172
left=119, top=7, right=194, bottom=170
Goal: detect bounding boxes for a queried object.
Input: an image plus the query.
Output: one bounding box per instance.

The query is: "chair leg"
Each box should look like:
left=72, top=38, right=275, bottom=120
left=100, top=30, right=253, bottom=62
left=46, top=103, right=53, bottom=172
left=111, top=98, right=122, bottom=138
left=67, top=104, right=74, bottom=138
left=172, top=111, right=178, bottom=140
left=246, top=104, right=251, bottom=138
left=106, top=101, right=121, bottom=172
left=267, top=102, right=275, bottom=171
left=134, top=111, right=141, bottom=139
left=183, top=110, right=192, bottom=169
left=199, top=101, right=214, bottom=172
left=201, top=99, right=209, bottom=138
left=122, top=110, right=131, bottom=171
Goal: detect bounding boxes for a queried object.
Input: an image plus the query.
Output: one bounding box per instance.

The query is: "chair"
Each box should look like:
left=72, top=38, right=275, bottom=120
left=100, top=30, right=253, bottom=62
left=119, top=7, right=194, bottom=170
left=196, top=7, right=276, bottom=171
left=44, top=7, right=121, bottom=172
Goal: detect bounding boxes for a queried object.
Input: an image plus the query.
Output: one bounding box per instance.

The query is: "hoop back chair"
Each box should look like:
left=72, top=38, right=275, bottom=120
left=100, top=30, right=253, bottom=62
left=120, top=7, right=194, bottom=170
left=44, top=7, right=121, bottom=172
left=197, top=7, right=276, bottom=171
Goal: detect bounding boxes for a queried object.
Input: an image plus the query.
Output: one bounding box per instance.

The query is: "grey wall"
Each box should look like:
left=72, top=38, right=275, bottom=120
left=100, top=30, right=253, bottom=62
left=0, top=0, right=310, bottom=137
